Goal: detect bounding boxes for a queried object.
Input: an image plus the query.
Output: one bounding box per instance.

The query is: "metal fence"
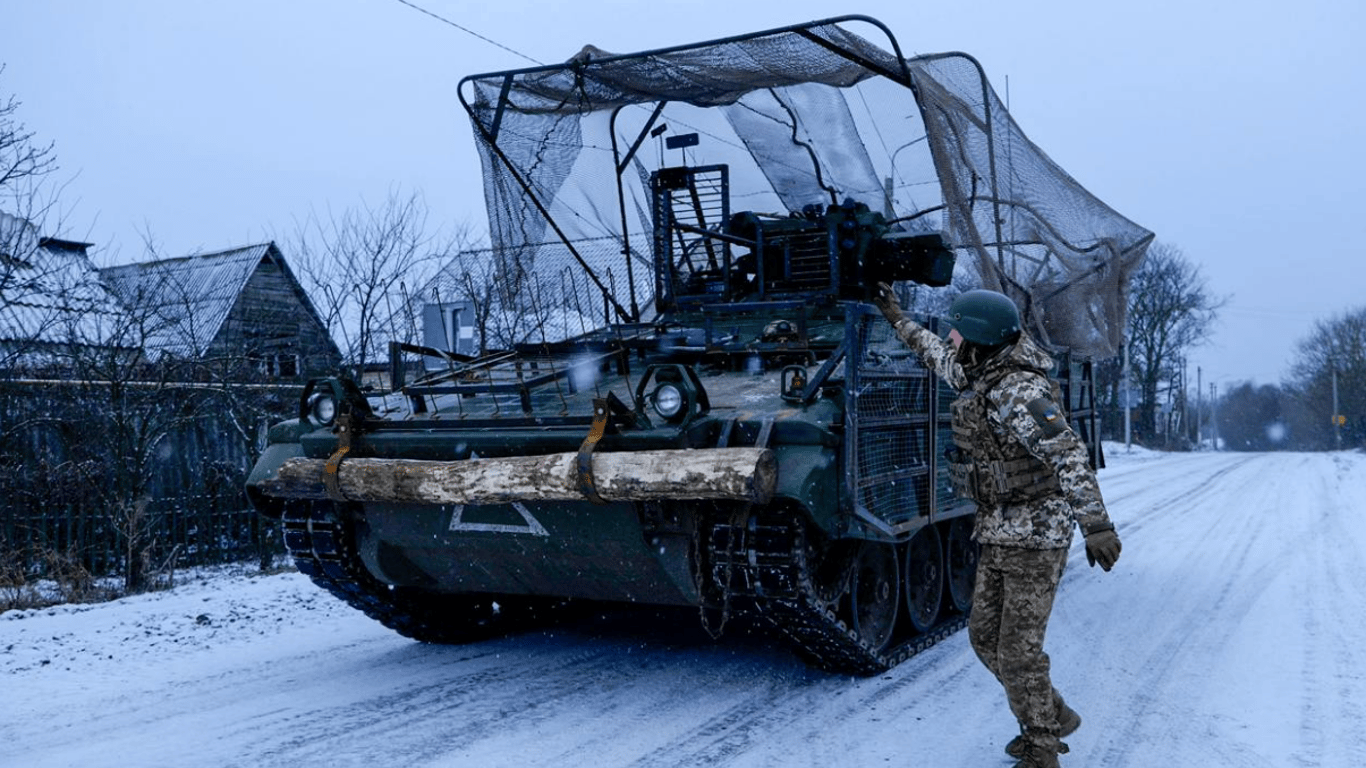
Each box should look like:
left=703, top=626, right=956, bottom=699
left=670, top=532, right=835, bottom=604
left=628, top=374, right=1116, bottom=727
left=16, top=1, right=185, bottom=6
left=1, top=492, right=279, bottom=578
left=0, top=382, right=289, bottom=581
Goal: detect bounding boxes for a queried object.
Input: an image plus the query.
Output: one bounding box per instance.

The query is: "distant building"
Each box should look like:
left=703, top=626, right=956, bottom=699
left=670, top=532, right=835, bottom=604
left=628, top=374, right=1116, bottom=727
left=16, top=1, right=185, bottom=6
left=98, top=242, right=340, bottom=380
left=421, top=299, right=477, bottom=358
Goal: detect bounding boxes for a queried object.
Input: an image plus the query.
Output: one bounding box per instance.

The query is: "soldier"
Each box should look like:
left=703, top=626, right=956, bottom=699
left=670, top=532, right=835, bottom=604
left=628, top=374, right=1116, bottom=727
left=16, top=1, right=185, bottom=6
left=873, top=283, right=1122, bottom=768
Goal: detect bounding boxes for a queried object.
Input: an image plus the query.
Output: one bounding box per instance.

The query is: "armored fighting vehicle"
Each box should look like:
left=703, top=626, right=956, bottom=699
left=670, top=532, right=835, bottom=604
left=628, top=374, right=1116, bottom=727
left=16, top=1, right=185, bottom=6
left=247, top=16, right=1151, bottom=674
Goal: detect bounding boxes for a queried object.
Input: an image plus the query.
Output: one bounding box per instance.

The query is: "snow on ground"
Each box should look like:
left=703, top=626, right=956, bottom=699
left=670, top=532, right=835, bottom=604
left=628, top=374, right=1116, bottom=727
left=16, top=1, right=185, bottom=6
left=3, top=445, right=1364, bottom=767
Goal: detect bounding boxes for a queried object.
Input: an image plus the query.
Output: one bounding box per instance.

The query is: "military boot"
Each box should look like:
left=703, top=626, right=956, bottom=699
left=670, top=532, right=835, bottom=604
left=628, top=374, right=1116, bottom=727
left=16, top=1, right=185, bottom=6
left=1011, top=740, right=1068, bottom=768
left=1005, top=699, right=1080, bottom=758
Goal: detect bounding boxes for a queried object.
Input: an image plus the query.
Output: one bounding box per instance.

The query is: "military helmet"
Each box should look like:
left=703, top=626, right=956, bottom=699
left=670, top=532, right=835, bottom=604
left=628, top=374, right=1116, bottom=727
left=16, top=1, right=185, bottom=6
left=946, top=289, right=1021, bottom=345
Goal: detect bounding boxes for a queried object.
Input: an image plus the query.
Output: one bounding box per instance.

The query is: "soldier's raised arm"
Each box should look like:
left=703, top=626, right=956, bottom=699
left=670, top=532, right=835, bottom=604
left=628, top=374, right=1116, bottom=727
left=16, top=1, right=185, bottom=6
left=873, top=282, right=967, bottom=390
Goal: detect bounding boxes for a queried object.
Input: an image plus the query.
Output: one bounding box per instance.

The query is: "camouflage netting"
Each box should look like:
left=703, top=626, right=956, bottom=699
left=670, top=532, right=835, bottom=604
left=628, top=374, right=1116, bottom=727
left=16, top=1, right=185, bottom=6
left=458, top=15, right=1152, bottom=358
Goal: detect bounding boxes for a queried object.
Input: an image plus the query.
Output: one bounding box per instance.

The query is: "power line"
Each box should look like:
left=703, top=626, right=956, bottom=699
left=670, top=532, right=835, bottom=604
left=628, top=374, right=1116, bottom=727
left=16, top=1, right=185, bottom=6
left=389, top=0, right=543, bottom=66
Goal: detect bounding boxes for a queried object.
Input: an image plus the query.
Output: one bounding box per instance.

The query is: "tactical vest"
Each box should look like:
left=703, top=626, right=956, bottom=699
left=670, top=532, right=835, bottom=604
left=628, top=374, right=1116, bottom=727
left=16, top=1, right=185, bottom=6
left=946, top=365, right=1062, bottom=506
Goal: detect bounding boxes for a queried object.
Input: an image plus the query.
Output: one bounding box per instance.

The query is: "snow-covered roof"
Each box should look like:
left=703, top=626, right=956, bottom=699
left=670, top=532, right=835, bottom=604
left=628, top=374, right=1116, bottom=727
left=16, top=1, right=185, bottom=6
left=0, top=213, right=124, bottom=350
left=97, top=243, right=277, bottom=359
left=4, top=216, right=332, bottom=366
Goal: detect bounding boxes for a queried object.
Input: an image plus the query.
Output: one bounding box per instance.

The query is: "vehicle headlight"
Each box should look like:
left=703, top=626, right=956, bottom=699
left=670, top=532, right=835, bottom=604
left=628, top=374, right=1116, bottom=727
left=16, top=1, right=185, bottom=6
left=652, top=383, right=684, bottom=419
left=309, top=393, right=337, bottom=425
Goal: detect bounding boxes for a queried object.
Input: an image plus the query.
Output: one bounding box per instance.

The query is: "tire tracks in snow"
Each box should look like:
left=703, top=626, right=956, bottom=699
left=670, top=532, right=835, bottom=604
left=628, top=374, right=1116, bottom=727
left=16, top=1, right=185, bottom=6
left=615, top=638, right=987, bottom=768
left=233, top=627, right=722, bottom=767
left=1290, top=452, right=1366, bottom=766
left=1100, top=452, right=1260, bottom=536
left=1087, top=453, right=1354, bottom=767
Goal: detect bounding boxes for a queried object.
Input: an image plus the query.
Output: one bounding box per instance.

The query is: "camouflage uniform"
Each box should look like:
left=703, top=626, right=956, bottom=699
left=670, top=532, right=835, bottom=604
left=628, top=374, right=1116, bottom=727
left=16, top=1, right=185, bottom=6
left=889, top=316, right=1114, bottom=756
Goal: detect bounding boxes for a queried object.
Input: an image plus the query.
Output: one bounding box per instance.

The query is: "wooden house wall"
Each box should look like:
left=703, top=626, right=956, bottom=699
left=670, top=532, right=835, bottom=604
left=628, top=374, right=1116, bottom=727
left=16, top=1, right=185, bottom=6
left=207, top=255, right=340, bottom=380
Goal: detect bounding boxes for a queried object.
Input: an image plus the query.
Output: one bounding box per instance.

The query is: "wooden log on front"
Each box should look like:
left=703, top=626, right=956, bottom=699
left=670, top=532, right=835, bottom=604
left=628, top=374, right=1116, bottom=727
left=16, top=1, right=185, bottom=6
left=257, top=447, right=776, bottom=505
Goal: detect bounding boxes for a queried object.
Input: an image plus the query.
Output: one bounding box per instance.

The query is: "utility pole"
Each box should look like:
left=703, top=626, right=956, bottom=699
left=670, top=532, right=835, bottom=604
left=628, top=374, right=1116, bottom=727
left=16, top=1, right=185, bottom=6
left=1174, top=355, right=1185, bottom=445
left=1332, top=365, right=1342, bottom=450
left=1197, top=366, right=1203, bottom=449
left=1210, top=382, right=1218, bottom=451
left=1123, top=342, right=1132, bottom=452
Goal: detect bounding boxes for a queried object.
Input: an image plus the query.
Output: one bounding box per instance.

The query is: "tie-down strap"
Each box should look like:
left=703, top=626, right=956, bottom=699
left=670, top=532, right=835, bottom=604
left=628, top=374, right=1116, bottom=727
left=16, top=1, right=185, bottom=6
left=322, top=412, right=355, bottom=502
left=576, top=394, right=638, bottom=505
left=576, top=398, right=612, bottom=505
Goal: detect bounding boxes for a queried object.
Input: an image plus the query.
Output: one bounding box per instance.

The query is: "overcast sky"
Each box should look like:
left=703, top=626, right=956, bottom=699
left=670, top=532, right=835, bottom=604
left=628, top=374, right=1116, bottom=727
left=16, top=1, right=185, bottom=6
left=2, top=0, right=1362, bottom=388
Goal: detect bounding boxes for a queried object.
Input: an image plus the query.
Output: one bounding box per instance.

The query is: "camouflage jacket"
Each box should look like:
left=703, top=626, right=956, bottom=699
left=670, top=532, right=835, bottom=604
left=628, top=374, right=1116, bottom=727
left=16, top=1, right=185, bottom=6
left=890, top=318, right=1113, bottom=549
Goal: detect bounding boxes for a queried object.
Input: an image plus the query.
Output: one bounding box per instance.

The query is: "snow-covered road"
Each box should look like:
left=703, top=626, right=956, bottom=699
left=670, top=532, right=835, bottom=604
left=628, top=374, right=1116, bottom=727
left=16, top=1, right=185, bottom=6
left=4, top=447, right=1364, bottom=767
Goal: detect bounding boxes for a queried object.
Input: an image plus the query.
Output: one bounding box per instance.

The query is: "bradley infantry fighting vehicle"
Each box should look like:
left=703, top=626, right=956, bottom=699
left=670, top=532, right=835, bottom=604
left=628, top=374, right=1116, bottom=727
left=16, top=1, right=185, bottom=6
left=247, top=16, right=1151, bottom=674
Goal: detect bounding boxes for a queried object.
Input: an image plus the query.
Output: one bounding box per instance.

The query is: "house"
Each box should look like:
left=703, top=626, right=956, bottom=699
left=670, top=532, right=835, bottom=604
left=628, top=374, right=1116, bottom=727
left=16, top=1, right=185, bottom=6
left=97, top=242, right=340, bottom=380
left=2, top=228, right=341, bottom=580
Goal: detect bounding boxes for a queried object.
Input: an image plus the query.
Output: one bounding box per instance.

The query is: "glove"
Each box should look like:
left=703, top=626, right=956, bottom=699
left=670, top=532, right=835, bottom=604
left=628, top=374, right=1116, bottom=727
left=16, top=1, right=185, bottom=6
left=1084, top=524, right=1121, bottom=571
left=873, top=282, right=905, bottom=327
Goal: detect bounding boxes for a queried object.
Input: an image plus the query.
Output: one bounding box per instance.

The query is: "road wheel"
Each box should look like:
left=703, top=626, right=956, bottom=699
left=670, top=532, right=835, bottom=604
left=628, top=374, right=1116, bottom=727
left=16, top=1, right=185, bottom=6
left=903, top=524, right=943, bottom=632
left=944, top=516, right=978, bottom=614
left=848, top=540, right=899, bottom=651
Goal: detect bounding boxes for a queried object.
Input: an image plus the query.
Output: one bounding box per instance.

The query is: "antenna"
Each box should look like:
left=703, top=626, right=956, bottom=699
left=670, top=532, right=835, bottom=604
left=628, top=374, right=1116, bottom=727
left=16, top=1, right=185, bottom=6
left=651, top=123, right=669, bottom=167
left=665, top=132, right=699, bottom=167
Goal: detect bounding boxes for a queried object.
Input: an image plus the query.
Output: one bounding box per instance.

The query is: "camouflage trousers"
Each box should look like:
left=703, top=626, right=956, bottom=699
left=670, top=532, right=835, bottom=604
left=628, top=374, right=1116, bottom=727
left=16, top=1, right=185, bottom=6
left=969, top=543, right=1070, bottom=739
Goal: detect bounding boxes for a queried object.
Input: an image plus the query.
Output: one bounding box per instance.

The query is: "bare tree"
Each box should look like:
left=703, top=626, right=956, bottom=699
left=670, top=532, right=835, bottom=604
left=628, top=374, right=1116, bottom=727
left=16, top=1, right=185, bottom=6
left=54, top=269, right=211, bottom=592
left=425, top=246, right=612, bottom=359
left=0, top=65, right=56, bottom=205
left=1124, top=242, right=1225, bottom=444
left=0, top=75, right=85, bottom=583
left=291, top=190, right=462, bottom=380
left=1217, top=382, right=1289, bottom=451
left=0, top=133, right=99, bottom=584
left=0, top=242, right=192, bottom=593
left=102, top=235, right=318, bottom=569
left=1286, top=306, right=1366, bottom=450
left=429, top=253, right=499, bottom=357
left=1, top=67, right=66, bottom=370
